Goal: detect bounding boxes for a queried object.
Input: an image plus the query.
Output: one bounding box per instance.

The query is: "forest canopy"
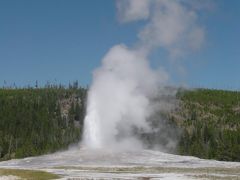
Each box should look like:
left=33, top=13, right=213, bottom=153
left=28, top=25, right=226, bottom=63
left=0, top=84, right=239, bottom=162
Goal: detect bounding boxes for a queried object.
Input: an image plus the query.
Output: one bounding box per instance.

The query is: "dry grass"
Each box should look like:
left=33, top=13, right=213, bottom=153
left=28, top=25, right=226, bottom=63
left=0, top=168, right=60, bottom=180
left=54, top=166, right=240, bottom=175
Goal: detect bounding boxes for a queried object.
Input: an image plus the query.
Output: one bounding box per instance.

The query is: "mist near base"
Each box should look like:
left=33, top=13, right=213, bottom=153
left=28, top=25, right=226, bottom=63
left=83, top=0, right=208, bottom=151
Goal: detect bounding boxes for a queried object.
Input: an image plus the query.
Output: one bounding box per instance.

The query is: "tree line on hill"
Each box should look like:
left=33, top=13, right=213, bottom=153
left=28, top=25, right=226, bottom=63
left=0, top=83, right=239, bottom=162
left=0, top=82, right=86, bottom=160
left=176, top=89, right=240, bottom=161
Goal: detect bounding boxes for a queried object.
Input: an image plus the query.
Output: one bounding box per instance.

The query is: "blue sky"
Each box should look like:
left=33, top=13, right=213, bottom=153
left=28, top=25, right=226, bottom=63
left=0, top=0, right=239, bottom=90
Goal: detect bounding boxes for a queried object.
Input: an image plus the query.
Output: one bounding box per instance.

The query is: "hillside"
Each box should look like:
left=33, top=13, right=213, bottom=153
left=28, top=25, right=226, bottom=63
left=0, top=87, right=239, bottom=162
left=0, top=86, right=87, bottom=160
left=175, top=89, right=240, bottom=161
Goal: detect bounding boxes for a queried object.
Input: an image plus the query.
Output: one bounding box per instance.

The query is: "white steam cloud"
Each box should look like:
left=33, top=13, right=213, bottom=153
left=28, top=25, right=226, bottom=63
left=83, top=45, right=168, bottom=149
left=83, top=0, right=207, bottom=150
left=117, top=0, right=205, bottom=57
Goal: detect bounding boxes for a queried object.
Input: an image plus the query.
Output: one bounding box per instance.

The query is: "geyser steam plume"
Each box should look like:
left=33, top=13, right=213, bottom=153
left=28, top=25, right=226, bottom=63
left=83, top=0, right=207, bottom=150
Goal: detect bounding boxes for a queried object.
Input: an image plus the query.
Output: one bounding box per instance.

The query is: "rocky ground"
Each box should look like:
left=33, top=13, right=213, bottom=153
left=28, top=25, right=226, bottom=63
left=0, top=147, right=240, bottom=179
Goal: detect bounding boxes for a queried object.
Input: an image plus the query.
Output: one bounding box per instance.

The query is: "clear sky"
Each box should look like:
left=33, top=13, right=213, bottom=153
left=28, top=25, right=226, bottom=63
left=0, top=0, right=239, bottom=90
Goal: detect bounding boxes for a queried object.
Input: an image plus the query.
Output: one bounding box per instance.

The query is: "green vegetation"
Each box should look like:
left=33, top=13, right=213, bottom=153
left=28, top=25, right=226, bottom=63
left=0, top=84, right=87, bottom=160
left=0, top=168, right=60, bottom=179
left=175, top=89, right=240, bottom=161
left=0, top=85, right=239, bottom=162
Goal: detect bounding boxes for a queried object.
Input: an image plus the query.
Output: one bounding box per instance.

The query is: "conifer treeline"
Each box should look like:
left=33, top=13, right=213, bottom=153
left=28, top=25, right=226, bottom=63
left=176, top=89, right=240, bottom=161
left=0, top=85, right=239, bottom=162
left=0, top=83, right=87, bottom=160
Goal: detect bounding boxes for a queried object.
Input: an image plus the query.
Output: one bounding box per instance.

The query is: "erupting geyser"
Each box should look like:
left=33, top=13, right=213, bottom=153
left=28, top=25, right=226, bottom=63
left=83, top=0, right=206, bottom=150
left=83, top=45, right=167, bottom=149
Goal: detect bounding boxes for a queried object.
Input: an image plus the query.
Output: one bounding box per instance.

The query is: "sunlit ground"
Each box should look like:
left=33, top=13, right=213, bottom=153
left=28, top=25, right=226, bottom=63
left=0, top=147, right=240, bottom=179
